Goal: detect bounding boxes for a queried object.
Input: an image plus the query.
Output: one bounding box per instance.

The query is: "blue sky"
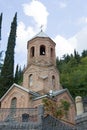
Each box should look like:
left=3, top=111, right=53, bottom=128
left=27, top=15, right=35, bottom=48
left=0, top=0, right=87, bottom=67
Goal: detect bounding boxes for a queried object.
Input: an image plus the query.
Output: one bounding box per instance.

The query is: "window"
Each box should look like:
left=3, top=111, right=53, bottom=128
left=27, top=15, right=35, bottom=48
left=40, top=45, right=45, bottom=55
left=52, top=75, right=55, bottom=88
left=30, top=47, right=35, bottom=57
left=29, top=74, right=33, bottom=87
left=10, top=97, right=17, bottom=116
left=51, top=48, right=53, bottom=57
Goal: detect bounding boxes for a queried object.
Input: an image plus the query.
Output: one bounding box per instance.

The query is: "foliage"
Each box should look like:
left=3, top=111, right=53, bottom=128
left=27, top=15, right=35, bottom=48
left=42, top=98, right=70, bottom=119
left=56, top=50, right=87, bottom=98
left=0, top=51, right=3, bottom=73
left=14, top=64, right=23, bottom=85
left=0, top=13, right=2, bottom=40
left=0, top=13, right=17, bottom=97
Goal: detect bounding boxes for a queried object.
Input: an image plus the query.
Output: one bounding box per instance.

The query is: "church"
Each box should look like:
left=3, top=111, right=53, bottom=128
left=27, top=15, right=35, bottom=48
left=0, top=30, right=76, bottom=125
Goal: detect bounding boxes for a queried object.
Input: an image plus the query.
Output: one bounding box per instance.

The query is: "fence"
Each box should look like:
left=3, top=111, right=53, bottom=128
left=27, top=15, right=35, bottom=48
left=0, top=106, right=76, bottom=130
left=0, top=107, right=42, bottom=130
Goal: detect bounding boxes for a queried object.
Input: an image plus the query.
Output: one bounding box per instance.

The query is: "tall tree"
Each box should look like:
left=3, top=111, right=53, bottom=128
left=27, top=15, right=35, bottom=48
left=14, top=65, right=23, bottom=85
left=0, top=51, right=3, bottom=74
left=0, top=13, right=17, bottom=97
left=0, top=13, right=2, bottom=40
left=14, top=64, right=19, bottom=84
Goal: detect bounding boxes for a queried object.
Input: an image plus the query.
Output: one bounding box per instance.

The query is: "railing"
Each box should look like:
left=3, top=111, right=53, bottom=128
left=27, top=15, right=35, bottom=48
left=0, top=108, right=38, bottom=123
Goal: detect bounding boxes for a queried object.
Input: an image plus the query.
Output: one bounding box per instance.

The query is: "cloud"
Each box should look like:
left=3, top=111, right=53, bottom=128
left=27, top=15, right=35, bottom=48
left=54, top=35, right=77, bottom=58
left=15, top=1, right=87, bottom=67
left=15, top=21, right=36, bottom=67
left=23, top=0, right=49, bottom=30
left=54, top=26, right=87, bottom=58
left=16, top=21, right=35, bottom=53
left=16, top=22, right=87, bottom=67
left=15, top=0, right=49, bottom=67
left=75, top=26, right=87, bottom=52
left=59, top=2, right=67, bottom=8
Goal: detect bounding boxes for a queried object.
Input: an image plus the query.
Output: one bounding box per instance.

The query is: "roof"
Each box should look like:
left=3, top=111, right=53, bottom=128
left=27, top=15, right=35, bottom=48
left=30, top=30, right=49, bottom=41
left=33, top=88, right=74, bottom=103
left=29, top=30, right=55, bottom=44
left=0, top=83, right=40, bottom=102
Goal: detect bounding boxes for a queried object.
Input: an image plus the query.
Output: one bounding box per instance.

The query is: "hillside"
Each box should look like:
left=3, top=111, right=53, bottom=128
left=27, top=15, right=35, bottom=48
left=56, top=50, right=87, bottom=98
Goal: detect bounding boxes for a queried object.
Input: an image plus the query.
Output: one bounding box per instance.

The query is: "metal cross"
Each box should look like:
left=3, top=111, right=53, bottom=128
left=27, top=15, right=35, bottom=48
left=40, top=25, right=44, bottom=31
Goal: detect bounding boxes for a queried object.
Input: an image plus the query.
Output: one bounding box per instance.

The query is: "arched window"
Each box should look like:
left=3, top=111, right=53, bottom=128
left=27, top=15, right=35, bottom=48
left=30, top=47, right=35, bottom=57
left=52, top=75, right=55, bottom=88
left=10, top=97, right=17, bottom=115
left=51, top=48, right=53, bottom=57
left=11, top=97, right=17, bottom=109
left=29, top=74, right=33, bottom=87
left=40, top=45, right=45, bottom=55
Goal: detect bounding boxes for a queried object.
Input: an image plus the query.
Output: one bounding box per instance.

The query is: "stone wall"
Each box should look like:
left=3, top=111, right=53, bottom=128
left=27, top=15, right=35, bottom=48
left=75, top=112, right=87, bottom=130
left=75, top=96, right=87, bottom=130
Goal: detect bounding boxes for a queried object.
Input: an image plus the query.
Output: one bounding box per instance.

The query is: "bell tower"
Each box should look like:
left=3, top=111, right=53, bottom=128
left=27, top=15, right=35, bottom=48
left=23, top=31, right=61, bottom=94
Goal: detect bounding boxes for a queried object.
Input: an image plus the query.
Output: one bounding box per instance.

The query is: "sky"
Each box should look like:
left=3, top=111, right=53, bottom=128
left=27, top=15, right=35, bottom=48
left=0, top=0, right=87, bottom=68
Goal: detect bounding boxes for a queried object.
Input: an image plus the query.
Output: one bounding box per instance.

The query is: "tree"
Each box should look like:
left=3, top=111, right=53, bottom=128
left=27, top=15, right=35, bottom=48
left=14, top=64, right=19, bottom=84
left=74, top=49, right=80, bottom=63
left=42, top=98, right=70, bottom=119
left=0, top=13, right=3, bottom=72
left=82, top=50, right=87, bottom=57
left=14, top=65, right=23, bottom=84
left=56, top=51, right=87, bottom=98
left=0, top=13, right=2, bottom=40
left=0, top=13, right=17, bottom=97
left=0, top=51, right=3, bottom=74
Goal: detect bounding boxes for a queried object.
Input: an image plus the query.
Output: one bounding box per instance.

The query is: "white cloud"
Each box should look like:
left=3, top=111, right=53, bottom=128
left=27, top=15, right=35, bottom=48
left=15, top=22, right=36, bottom=67
left=16, top=21, right=87, bottom=67
left=16, top=21, right=35, bottom=52
left=15, top=0, right=49, bottom=67
left=54, top=35, right=76, bottom=58
left=75, top=26, right=87, bottom=52
left=23, top=0, right=49, bottom=30
left=54, top=26, right=87, bottom=58
left=15, top=0, right=87, bottom=67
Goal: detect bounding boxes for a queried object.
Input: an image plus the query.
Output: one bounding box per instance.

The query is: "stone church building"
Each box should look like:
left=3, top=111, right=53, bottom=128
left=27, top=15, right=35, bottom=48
left=0, top=31, right=76, bottom=125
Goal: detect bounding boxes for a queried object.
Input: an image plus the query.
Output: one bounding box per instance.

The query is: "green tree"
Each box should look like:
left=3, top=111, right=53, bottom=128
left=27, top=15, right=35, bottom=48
left=56, top=51, right=87, bottom=98
left=43, top=98, right=70, bottom=119
left=14, top=64, right=19, bottom=84
left=82, top=50, right=87, bottom=57
left=74, top=49, right=80, bottom=63
left=0, top=51, right=3, bottom=73
left=14, top=65, right=23, bottom=85
left=0, top=13, right=2, bottom=40
left=0, top=13, right=17, bottom=97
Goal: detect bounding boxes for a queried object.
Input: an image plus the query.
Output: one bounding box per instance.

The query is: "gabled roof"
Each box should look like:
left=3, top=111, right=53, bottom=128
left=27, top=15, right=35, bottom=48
left=0, top=83, right=40, bottom=102
left=33, top=88, right=74, bottom=103
left=52, top=89, right=74, bottom=103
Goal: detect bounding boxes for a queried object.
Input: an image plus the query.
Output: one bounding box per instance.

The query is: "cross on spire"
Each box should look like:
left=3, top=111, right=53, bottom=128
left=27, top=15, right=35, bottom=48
left=40, top=25, right=44, bottom=32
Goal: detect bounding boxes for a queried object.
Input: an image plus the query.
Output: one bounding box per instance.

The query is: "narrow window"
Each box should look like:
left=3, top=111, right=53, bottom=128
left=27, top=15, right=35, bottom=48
left=30, top=47, right=34, bottom=57
left=29, top=74, right=33, bottom=87
left=40, top=45, right=45, bottom=55
left=51, top=48, right=53, bottom=57
left=10, top=97, right=17, bottom=116
left=52, top=75, right=55, bottom=88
